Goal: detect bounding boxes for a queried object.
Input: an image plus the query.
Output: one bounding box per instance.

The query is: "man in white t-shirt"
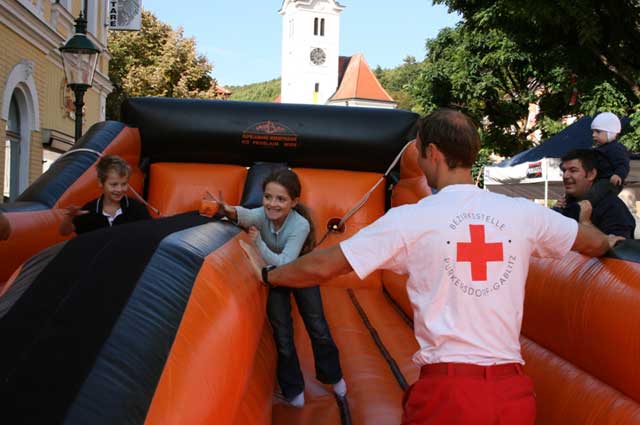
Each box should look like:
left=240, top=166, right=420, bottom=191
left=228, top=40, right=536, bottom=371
left=241, top=109, right=616, bottom=425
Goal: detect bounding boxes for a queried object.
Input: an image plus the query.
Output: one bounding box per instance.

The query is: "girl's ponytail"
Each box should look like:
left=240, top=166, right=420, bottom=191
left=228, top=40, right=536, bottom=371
left=293, top=203, right=316, bottom=255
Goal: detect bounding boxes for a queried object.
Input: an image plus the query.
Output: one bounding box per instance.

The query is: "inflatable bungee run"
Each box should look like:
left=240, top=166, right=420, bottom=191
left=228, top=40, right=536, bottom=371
left=0, top=97, right=639, bottom=425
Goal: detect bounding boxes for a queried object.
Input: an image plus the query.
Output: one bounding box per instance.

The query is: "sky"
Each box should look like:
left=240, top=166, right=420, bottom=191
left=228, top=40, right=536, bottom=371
left=146, top=1, right=460, bottom=87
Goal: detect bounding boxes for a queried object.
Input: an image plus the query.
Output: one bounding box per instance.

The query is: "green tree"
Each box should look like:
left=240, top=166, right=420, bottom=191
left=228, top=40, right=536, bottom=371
left=107, top=11, right=221, bottom=120
left=620, top=106, right=640, bottom=153
left=413, top=1, right=640, bottom=154
left=434, top=0, right=640, bottom=101
left=410, top=25, right=568, bottom=155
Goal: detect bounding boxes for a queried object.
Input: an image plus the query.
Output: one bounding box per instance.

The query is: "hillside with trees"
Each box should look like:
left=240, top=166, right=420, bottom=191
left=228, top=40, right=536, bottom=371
left=228, top=79, right=281, bottom=102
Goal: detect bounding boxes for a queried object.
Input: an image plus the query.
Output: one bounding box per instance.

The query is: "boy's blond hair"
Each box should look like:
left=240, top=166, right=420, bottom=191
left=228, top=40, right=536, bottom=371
left=96, top=155, right=131, bottom=183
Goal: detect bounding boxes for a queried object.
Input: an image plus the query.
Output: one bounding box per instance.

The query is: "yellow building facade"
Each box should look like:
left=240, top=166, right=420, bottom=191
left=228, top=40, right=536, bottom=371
left=1, top=0, right=112, bottom=202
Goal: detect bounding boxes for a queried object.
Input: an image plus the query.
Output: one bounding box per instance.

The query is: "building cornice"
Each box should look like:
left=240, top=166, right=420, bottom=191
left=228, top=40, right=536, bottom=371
left=279, top=0, right=346, bottom=15
left=1, top=1, right=109, bottom=54
left=0, top=1, right=62, bottom=54
left=50, top=2, right=75, bottom=36
left=1, top=1, right=113, bottom=95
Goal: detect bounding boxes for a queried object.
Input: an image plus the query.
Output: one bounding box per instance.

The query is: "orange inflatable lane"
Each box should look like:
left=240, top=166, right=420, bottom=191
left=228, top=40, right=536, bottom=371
left=233, top=321, right=277, bottom=425
left=147, top=163, right=247, bottom=216
left=522, top=337, right=640, bottom=424
left=321, top=287, right=406, bottom=424
left=522, top=253, right=640, bottom=424
left=273, top=287, right=409, bottom=425
left=295, top=168, right=386, bottom=289
left=351, top=288, right=420, bottom=383
left=144, top=233, right=271, bottom=425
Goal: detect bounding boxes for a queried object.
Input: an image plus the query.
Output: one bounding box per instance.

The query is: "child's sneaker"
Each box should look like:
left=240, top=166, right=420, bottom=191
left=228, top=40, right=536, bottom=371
left=288, top=391, right=305, bottom=407
left=332, top=378, right=347, bottom=397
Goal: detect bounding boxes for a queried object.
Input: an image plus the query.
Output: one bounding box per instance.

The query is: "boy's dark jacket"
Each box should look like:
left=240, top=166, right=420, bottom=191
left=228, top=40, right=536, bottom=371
left=73, top=195, right=151, bottom=234
left=595, top=141, right=630, bottom=181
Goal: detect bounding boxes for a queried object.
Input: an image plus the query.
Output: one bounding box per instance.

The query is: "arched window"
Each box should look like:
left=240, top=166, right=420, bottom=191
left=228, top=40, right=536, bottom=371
left=2, top=61, right=39, bottom=201
left=314, top=17, right=318, bottom=35
left=4, top=94, right=22, bottom=201
left=320, top=18, right=325, bottom=36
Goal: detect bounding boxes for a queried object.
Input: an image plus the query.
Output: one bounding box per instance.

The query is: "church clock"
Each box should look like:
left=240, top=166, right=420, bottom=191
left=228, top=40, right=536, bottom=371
left=310, top=48, right=326, bottom=65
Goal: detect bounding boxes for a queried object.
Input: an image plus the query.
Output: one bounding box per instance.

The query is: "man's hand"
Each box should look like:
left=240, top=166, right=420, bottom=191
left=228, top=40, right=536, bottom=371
left=610, top=174, right=622, bottom=186
left=208, top=190, right=237, bottom=220
left=63, top=205, right=89, bottom=218
left=577, top=200, right=593, bottom=225
left=239, top=239, right=266, bottom=283
left=59, top=205, right=88, bottom=236
left=555, top=196, right=567, bottom=209
left=607, top=234, right=625, bottom=249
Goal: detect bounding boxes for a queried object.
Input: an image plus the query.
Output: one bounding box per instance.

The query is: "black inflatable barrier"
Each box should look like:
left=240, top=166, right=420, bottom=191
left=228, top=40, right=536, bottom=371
left=0, top=201, right=49, bottom=213
left=607, top=239, right=640, bottom=263
left=0, top=214, right=237, bottom=424
left=15, top=121, right=127, bottom=208
left=121, top=97, right=419, bottom=173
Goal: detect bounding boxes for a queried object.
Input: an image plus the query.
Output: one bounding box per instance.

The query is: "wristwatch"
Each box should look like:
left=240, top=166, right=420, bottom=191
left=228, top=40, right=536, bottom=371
left=261, top=265, right=277, bottom=288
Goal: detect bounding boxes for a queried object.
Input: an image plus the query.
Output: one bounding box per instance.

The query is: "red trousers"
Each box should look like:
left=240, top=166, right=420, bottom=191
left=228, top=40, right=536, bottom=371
left=401, top=363, right=536, bottom=425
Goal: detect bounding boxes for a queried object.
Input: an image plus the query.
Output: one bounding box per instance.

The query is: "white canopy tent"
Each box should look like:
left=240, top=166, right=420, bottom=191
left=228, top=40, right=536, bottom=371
left=484, top=157, right=563, bottom=202
left=484, top=158, right=640, bottom=203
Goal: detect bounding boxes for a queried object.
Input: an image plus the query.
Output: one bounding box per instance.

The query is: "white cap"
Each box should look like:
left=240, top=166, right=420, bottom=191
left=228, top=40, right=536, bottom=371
left=591, top=112, right=621, bottom=134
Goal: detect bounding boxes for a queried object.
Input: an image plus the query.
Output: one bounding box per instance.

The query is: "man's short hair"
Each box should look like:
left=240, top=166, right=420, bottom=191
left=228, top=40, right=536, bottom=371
left=96, top=155, right=131, bottom=183
left=416, top=108, right=481, bottom=169
left=560, top=149, right=598, bottom=174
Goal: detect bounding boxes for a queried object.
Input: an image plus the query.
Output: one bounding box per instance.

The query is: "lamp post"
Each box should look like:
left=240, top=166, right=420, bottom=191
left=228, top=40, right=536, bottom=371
left=59, top=13, right=100, bottom=142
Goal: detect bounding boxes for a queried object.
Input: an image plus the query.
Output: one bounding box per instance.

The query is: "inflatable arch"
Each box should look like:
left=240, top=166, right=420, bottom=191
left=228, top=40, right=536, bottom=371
left=0, top=98, right=639, bottom=425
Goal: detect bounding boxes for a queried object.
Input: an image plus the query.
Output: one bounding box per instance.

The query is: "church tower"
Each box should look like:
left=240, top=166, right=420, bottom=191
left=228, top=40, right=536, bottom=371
left=279, top=0, right=345, bottom=105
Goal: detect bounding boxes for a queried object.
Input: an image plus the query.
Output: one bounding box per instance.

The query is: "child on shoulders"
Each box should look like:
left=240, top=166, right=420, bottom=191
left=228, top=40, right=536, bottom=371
left=587, top=112, right=630, bottom=205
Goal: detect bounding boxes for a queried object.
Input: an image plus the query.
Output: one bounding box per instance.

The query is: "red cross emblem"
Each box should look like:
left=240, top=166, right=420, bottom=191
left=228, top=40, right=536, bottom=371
left=456, top=224, right=504, bottom=281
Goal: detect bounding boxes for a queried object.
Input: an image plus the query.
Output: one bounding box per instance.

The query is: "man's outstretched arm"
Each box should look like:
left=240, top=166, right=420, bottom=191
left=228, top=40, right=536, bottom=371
left=572, top=222, right=621, bottom=257
left=240, top=241, right=353, bottom=288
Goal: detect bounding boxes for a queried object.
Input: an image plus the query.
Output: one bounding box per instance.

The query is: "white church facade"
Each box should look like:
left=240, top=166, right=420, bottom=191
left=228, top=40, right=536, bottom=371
left=279, top=0, right=396, bottom=109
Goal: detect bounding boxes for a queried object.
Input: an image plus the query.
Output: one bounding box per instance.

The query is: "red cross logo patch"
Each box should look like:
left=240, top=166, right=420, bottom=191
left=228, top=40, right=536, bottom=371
left=456, top=224, right=504, bottom=281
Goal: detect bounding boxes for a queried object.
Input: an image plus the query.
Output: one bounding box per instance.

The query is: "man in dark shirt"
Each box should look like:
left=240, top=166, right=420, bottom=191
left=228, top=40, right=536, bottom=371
left=555, top=149, right=636, bottom=238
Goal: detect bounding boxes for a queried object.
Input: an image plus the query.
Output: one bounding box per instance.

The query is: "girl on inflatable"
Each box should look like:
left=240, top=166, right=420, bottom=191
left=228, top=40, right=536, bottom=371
left=216, top=168, right=346, bottom=407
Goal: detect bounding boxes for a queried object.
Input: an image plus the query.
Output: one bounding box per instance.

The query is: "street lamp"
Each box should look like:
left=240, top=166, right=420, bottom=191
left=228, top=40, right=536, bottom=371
left=59, top=13, right=100, bottom=142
